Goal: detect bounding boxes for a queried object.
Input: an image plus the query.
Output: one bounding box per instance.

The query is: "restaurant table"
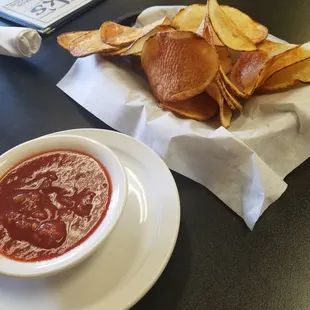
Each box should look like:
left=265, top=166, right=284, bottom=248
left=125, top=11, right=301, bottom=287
left=1, top=0, right=310, bottom=309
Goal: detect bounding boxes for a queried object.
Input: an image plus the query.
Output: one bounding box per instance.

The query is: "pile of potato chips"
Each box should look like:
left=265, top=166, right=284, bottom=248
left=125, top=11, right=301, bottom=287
left=58, top=0, right=310, bottom=128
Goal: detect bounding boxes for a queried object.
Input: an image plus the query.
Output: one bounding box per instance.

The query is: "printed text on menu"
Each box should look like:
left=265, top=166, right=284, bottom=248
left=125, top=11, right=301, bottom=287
left=0, top=0, right=92, bottom=28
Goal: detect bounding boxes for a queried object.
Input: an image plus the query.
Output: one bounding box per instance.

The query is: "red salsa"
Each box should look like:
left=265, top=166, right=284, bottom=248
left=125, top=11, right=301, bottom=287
left=0, top=150, right=111, bottom=262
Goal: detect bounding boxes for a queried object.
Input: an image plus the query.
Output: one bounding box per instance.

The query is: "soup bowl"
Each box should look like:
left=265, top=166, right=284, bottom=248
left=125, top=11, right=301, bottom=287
left=0, top=134, right=127, bottom=277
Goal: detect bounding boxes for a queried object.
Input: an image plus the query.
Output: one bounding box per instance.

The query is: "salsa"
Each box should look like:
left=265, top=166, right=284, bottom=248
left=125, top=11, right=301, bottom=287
left=0, top=150, right=111, bottom=262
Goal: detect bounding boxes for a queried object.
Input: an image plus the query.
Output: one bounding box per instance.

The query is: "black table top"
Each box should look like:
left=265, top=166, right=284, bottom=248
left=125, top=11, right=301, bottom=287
left=1, top=0, right=310, bottom=309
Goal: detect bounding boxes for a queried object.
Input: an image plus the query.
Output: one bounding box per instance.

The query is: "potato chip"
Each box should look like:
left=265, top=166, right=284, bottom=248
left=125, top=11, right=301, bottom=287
left=158, top=92, right=218, bottom=121
left=217, top=75, right=243, bottom=111
left=257, top=42, right=310, bottom=87
left=230, top=41, right=297, bottom=95
left=100, top=17, right=171, bottom=47
left=259, top=58, right=310, bottom=91
left=202, top=21, right=247, bottom=99
left=258, top=40, right=296, bottom=55
left=123, top=25, right=175, bottom=56
left=220, top=101, right=233, bottom=128
left=219, top=66, right=248, bottom=98
left=69, top=31, right=118, bottom=57
left=221, top=6, right=268, bottom=44
left=141, top=31, right=219, bottom=102
left=57, top=31, right=90, bottom=50
left=230, top=50, right=267, bottom=95
left=208, top=0, right=257, bottom=51
left=99, top=22, right=142, bottom=47
left=201, top=9, right=224, bottom=46
left=101, top=47, right=128, bottom=56
left=212, top=76, right=234, bottom=111
left=206, top=82, right=232, bottom=128
left=172, top=4, right=206, bottom=32
left=217, top=46, right=232, bottom=74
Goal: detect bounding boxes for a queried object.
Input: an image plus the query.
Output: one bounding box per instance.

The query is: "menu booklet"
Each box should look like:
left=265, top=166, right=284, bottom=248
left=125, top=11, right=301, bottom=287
left=0, top=0, right=103, bottom=33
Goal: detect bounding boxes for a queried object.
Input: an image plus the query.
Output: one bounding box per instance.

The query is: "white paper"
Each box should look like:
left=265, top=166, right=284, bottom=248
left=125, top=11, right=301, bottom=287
left=57, top=6, right=310, bottom=229
left=0, top=0, right=93, bottom=29
left=0, top=27, right=41, bottom=57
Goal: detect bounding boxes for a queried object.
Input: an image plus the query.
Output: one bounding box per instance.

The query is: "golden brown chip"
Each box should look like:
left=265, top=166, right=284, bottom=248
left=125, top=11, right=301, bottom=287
left=201, top=9, right=224, bottom=46
left=158, top=92, right=218, bottom=121
left=123, top=25, right=175, bottom=56
left=208, top=0, right=257, bottom=51
left=100, top=22, right=142, bottom=47
left=172, top=4, right=206, bottom=32
left=217, top=75, right=243, bottom=111
left=141, top=31, right=219, bottom=102
left=220, top=101, right=233, bottom=128
left=198, top=5, right=267, bottom=47
left=230, top=41, right=297, bottom=95
left=219, top=66, right=248, bottom=98
left=57, top=31, right=90, bottom=50
left=259, top=58, right=310, bottom=91
left=257, top=42, right=310, bottom=87
left=101, top=47, right=128, bottom=56
left=212, top=76, right=235, bottom=111
left=230, top=50, right=269, bottom=95
left=206, top=82, right=232, bottom=128
left=221, top=6, right=268, bottom=44
left=69, top=31, right=118, bottom=57
left=100, top=17, right=171, bottom=47
left=217, top=46, right=232, bottom=74
left=258, top=40, right=296, bottom=54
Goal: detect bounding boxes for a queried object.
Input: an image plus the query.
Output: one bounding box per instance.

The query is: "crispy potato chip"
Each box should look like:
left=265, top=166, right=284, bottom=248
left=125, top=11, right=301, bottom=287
left=100, top=17, right=171, bottom=47
left=101, top=47, right=128, bottom=56
left=258, top=40, right=296, bottom=54
left=219, top=66, right=248, bottom=98
left=141, top=31, right=219, bottom=102
left=202, top=18, right=247, bottom=99
left=123, top=25, right=175, bottom=56
left=230, top=50, right=273, bottom=95
left=208, top=0, right=257, bottom=51
left=220, top=101, right=233, bottom=128
left=217, top=47, right=232, bottom=74
left=57, top=31, right=90, bottom=50
left=217, top=75, right=243, bottom=111
left=206, top=82, right=232, bottom=128
left=158, top=92, right=218, bottom=121
left=230, top=41, right=297, bottom=95
left=212, top=76, right=235, bottom=111
left=100, top=21, right=142, bottom=47
left=172, top=4, right=206, bottom=32
left=69, top=30, right=118, bottom=57
left=259, top=58, right=310, bottom=91
left=257, top=42, right=310, bottom=87
left=201, top=9, right=224, bottom=46
left=221, top=6, right=268, bottom=44
left=198, top=5, right=267, bottom=46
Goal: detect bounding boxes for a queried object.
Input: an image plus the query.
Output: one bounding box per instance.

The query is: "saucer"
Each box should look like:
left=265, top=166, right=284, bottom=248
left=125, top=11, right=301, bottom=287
left=0, top=128, right=180, bottom=310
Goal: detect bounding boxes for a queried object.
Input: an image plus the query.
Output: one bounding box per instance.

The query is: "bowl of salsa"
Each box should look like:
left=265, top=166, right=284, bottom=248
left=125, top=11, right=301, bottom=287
left=0, top=134, right=127, bottom=277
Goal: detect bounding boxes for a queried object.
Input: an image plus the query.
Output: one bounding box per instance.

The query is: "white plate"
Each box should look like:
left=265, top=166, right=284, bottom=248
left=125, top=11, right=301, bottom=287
left=0, top=129, right=180, bottom=310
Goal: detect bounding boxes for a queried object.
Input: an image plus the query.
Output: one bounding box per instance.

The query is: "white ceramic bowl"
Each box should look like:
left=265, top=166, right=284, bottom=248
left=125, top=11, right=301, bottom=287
left=0, top=134, right=127, bottom=277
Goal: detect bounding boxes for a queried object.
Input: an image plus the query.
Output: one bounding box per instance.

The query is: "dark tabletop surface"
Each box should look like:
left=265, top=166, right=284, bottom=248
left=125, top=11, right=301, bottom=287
left=1, top=0, right=310, bottom=309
